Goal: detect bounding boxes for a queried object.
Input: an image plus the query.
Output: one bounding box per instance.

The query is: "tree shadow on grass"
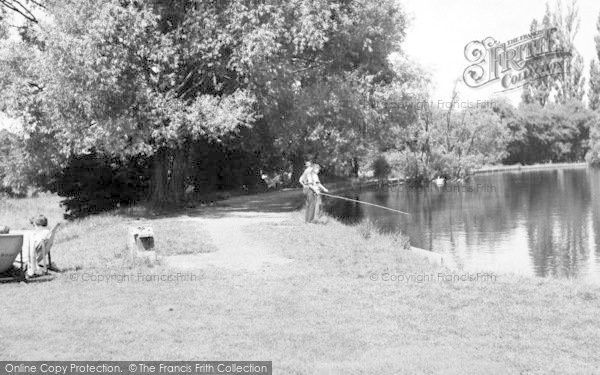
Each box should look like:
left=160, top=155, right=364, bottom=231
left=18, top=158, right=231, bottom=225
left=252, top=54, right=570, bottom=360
left=115, top=188, right=306, bottom=221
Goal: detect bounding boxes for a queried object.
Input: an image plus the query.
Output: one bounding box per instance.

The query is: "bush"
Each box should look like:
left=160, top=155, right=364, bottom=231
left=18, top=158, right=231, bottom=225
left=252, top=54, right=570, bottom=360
left=187, top=138, right=266, bottom=193
left=52, top=152, right=151, bottom=219
left=386, top=149, right=481, bottom=185
left=506, top=102, right=595, bottom=164
left=372, top=155, right=391, bottom=179
left=387, top=151, right=431, bottom=186
left=587, top=121, right=600, bottom=167
left=586, top=147, right=600, bottom=167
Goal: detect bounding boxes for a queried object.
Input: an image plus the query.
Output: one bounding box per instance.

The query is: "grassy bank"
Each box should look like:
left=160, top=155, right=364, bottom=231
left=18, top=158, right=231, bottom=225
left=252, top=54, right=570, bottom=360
left=0, top=195, right=217, bottom=270
left=0, top=194, right=599, bottom=373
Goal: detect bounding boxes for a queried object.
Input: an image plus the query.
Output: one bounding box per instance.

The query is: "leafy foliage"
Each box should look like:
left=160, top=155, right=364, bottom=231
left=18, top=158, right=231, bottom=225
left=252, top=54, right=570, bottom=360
left=371, top=155, right=391, bottom=180
left=590, top=60, right=600, bottom=111
left=243, top=0, right=410, bottom=180
left=586, top=10, right=600, bottom=166
left=589, top=13, right=600, bottom=112
left=0, top=130, right=28, bottom=196
left=53, top=151, right=151, bottom=219
left=3, top=0, right=597, bottom=213
left=506, top=101, right=595, bottom=164
left=382, top=84, right=510, bottom=184
left=0, top=0, right=412, bottom=207
left=522, top=0, right=585, bottom=106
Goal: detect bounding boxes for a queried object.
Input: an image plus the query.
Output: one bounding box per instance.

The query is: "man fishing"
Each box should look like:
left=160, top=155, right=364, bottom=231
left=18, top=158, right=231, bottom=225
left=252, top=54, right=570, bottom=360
left=299, top=162, right=329, bottom=223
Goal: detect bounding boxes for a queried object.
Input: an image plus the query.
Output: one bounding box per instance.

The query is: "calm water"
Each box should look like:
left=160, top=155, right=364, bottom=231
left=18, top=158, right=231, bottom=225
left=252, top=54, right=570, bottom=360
left=325, top=166, right=600, bottom=280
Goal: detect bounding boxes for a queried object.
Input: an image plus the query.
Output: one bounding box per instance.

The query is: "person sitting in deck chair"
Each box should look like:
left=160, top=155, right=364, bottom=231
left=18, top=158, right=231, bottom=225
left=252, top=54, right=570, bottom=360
left=29, top=215, right=60, bottom=272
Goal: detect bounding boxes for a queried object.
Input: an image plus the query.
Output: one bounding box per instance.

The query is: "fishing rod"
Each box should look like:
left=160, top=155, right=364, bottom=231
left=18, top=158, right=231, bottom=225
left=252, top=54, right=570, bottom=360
left=319, top=192, right=410, bottom=216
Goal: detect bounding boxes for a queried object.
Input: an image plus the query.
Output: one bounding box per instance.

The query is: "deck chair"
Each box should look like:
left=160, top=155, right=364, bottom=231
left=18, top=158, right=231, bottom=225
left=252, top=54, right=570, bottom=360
left=0, top=234, right=25, bottom=282
left=36, top=223, right=61, bottom=274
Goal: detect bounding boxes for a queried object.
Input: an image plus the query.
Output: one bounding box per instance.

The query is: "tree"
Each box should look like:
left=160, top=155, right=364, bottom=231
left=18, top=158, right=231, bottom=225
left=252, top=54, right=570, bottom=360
left=515, top=100, right=593, bottom=164
left=427, top=96, right=509, bottom=179
left=522, top=0, right=585, bottom=106
left=0, top=0, right=412, bottom=205
left=552, top=0, right=585, bottom=103
left=0, top=0, right=256, bottom=205
left=590, top=60, right=600, bottom=111
left=244, top=0, right=410, bottom=182
left=492, top=98, right=524, bottom=165
left=380, top=80, right=510, bottom=183
left=585, top=11, right=600, bottom=166
left=0, top=129, right=29, bottom=195
left=589, top=12, right=600, bottom=111
left=0, top=0, right=43, bottom=24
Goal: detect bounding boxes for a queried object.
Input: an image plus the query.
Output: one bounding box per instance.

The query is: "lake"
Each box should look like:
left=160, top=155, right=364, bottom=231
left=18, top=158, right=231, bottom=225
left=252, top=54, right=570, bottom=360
left=325, top=165, right=600, bottom=281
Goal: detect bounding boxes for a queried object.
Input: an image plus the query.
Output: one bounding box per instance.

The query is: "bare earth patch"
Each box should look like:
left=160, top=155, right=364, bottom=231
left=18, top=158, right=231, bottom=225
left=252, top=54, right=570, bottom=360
left=163, top=213, right=293, bottom=271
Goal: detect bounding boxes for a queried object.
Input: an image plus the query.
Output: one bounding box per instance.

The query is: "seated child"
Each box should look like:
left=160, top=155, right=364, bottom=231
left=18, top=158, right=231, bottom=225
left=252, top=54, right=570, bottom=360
left=30, top=215, right=52, bottom=266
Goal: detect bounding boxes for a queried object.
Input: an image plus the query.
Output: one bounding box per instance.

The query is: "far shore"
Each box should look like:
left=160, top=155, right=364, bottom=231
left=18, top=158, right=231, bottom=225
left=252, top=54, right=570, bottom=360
left=473, top=161, right=588, bottom=174
left=326, top=161, right=592, bottom=195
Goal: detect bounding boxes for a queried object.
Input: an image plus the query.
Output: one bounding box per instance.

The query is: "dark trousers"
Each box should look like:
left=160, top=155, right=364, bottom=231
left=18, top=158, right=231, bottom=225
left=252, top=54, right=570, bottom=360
left=304, top=187, right=317, bottom=223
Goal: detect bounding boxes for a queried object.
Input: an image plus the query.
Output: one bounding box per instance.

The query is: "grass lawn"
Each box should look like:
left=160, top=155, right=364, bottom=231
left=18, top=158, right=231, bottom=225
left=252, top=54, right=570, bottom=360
left=0, top=193, right=599, bottom=374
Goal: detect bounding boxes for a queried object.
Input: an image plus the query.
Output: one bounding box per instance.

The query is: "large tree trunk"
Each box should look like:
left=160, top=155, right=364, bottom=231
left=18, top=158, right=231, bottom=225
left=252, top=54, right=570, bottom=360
left=169, top=147, right=187, bottom=204
left=151, top=148, right=170, bottom=205
left=350, top=157, right=360, bottom=177
left=150, top=146, right=189, bottom=206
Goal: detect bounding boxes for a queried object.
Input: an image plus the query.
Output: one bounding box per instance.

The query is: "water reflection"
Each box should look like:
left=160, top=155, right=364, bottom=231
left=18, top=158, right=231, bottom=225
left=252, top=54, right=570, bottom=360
left=325, top=166, right=600, bottom=280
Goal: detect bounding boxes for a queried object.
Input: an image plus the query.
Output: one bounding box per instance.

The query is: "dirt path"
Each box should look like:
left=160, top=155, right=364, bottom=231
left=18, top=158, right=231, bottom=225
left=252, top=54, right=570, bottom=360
left=163, top=211, right=294, bottom=272
left=160, top=188, right=448, bottom=272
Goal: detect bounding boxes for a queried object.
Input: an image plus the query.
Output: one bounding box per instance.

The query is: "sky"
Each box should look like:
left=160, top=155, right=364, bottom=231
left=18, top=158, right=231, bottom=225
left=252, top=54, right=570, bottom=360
left=400, top=0, right=600, bottom=105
